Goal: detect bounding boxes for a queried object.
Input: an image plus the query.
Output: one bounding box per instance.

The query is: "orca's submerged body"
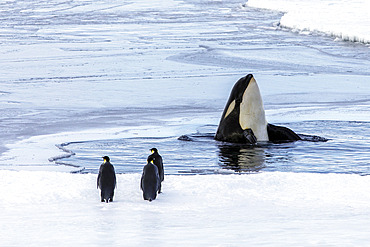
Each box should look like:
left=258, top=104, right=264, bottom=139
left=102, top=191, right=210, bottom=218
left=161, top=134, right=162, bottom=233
left=215, top=74, right=301, bottom=144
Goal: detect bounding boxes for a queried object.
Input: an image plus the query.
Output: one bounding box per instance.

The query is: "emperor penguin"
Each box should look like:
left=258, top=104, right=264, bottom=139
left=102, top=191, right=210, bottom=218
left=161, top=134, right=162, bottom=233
left=215, top=74, right=301, bottom=144
left=97, top=156, right=116, bottom=203
left=140, top=156, right=160, bottom=202
left=148, top=148, right=164, bottom=193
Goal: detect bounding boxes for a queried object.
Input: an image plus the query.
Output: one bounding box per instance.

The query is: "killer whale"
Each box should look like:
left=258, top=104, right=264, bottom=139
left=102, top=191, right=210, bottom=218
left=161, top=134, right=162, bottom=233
left=215, top=74, right=301, bottom=144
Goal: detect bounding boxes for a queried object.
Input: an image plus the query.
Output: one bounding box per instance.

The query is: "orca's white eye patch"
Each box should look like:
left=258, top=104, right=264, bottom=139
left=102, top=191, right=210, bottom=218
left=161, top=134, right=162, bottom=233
left=224, top=100, right=235, bottom=119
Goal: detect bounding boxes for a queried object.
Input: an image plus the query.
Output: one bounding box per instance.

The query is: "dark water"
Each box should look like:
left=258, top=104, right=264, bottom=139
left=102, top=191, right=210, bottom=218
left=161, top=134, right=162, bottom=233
left=55, top=120, right=370, bottom=175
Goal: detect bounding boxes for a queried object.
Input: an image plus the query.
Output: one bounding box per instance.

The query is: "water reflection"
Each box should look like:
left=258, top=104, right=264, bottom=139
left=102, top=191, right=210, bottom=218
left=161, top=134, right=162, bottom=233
left=217, top=143, right=266, bottom=172
left=54, top=121, right=370, bottom=175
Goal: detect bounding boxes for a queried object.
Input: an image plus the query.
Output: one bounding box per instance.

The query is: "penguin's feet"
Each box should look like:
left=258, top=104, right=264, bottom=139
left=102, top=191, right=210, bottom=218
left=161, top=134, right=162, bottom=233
left=243, top=129, right=257, bottom=144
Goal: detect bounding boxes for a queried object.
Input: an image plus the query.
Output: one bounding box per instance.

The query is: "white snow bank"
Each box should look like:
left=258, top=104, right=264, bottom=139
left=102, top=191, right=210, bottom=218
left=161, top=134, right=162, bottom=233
left=246, top=0, right=370, bottom=44
left=1, top=170, right=370, bottom=246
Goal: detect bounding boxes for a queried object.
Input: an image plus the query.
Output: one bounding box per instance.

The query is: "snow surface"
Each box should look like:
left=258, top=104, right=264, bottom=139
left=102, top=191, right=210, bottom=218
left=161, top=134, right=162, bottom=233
left=1, top=0, right=370, bottom=245
left=246, top=0, right=370, bottom=44
left=2, top=170, right=370, bottom=246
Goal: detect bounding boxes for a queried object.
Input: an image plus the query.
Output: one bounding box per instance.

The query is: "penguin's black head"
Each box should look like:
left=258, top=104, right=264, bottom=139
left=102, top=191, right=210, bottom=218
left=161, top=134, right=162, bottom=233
left=147, top=156, right=155, bottom=163
left=102, top=156, right=110, bottom=162
left=150, top=148, right=158, bottom=154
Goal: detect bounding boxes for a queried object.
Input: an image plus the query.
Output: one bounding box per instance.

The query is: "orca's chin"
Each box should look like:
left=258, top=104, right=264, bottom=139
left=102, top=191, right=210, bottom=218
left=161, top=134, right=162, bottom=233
left=239, top=76, right=268, bottom=142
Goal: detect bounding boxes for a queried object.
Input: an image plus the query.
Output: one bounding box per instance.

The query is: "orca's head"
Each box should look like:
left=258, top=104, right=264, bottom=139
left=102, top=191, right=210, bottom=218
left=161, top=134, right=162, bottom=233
left=221, top=74, right=253, bottom=120
left=217, top=74, right=268, bottom=142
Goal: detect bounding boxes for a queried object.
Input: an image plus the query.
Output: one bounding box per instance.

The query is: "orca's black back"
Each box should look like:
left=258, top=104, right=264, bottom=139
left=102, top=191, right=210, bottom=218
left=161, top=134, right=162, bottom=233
left=267, top=124, right=301, bottom=143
